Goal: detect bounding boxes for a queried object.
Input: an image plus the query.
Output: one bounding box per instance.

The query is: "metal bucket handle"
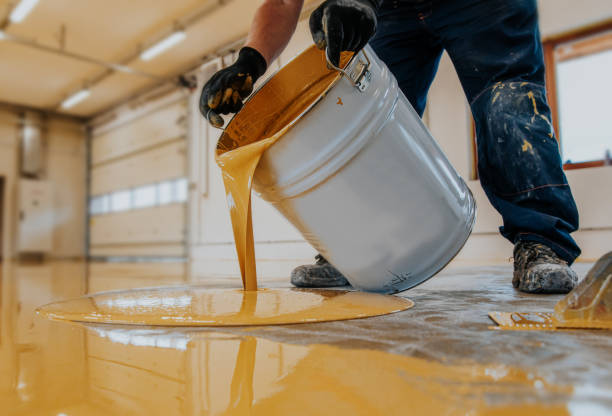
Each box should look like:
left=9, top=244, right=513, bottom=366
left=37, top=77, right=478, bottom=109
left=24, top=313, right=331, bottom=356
left=325, top=47, right=372, bottom=93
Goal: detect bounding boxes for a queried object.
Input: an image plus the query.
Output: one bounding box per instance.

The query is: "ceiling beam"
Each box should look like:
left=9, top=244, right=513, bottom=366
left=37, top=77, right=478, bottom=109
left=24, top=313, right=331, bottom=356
left=1, top=31, right=165, bottom=80
left=51, top=0, right=233, bottom=110
left=88, top=1, right=322, bottom=120
left=0, top=100, right=87, bottom=123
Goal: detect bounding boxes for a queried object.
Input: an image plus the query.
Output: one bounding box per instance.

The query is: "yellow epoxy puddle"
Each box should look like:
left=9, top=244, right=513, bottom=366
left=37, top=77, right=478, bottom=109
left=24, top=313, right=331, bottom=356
left=36, top=287, right=413, bottom=326
left=35, top=47, right=413, bottom=328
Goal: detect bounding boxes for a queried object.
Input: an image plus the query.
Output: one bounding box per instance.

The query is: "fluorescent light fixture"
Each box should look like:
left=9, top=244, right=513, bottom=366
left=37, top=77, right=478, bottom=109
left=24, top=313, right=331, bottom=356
left=9, top=0, right=40, bottom=23
left=61, top=89, right=90, bottom=109
left=140, top=31, right=186, bottom=61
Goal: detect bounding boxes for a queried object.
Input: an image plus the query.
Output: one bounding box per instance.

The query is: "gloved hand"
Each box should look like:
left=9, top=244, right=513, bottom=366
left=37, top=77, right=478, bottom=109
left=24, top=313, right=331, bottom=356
left=199, top=47, right=267, bottom=128
left=309, top=0, right=380, bottom=67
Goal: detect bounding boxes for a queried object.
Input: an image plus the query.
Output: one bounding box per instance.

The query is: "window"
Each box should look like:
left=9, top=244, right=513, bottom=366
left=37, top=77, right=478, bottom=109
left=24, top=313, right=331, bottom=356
left=133, top=184, right=158, bottom=209
left=544, top=22, right=612, bottom=169
left=89, top=195, right=109, bottom=215
left=110, top=190, right=132, bottom=212
left=174, top=178, right=188, bottom=203
left=158, top=180, right=174, bottom=205
left=89, top=177, right=189, bottom=216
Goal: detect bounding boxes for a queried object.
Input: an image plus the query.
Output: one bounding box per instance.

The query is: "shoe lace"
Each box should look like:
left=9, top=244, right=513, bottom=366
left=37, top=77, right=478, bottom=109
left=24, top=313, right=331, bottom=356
left=315, top=254, right=328, bottom=265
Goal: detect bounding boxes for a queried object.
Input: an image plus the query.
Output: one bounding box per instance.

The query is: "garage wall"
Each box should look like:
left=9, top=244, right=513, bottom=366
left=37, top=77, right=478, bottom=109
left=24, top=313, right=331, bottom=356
left=0, top=110, right=19, bottom=261
left=88, top=92, right=190, bottom=258
left=0, top=108, right=86, bottom=260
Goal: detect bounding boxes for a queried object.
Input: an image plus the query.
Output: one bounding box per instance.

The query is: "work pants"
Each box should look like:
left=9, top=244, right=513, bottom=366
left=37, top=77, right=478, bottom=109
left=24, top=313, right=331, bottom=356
left=370, top=0, right=581, bottom=262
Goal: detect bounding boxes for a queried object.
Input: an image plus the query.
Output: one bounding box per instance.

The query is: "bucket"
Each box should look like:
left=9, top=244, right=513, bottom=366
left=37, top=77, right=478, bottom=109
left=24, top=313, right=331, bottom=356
left=218, top=45, right=476, bottom=293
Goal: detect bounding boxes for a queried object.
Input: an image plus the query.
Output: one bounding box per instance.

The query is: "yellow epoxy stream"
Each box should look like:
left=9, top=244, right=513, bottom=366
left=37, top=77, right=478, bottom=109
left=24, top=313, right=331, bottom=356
left=216, top=46, right=351, bottom=291
left=216, top=136, right=277, bottom=290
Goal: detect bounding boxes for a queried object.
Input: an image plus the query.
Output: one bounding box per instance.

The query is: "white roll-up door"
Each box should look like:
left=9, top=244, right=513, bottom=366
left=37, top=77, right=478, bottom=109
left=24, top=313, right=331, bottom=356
left=88, top=93, right=189, bottom=258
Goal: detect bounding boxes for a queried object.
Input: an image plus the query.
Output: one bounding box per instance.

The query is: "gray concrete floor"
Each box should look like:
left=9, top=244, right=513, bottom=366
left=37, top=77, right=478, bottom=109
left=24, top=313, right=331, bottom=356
left=211, top=263, right=612, bottom=410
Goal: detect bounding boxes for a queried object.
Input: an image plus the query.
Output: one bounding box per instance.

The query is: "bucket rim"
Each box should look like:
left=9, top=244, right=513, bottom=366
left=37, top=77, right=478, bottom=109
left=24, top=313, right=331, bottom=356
left=216, top=46, right=360, bottom=155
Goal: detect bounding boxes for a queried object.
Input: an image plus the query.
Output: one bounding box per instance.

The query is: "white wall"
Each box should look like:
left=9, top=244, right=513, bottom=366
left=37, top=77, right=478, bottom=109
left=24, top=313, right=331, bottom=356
left=0, top=109, right=86, bottom=260
left=537, top=0, right=612, bottom=37
left=47, top=118, right=88, bottom=258
left=0, top=110, right=19, bottom=260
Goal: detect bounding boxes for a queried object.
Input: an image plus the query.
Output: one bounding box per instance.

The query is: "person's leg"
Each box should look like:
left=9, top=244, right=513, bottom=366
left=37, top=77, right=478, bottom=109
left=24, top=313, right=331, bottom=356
left=369, top=3, right=444, bottom=116
left=292, top=5, right=444, bottom=287
left=432, top=0, right=580, bottom=292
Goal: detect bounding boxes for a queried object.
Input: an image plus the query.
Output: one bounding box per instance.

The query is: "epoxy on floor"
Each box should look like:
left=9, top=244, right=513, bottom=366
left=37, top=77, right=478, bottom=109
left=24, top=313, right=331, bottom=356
left=1, top=261, right=610, bottom=415
left=37, top=287, right=414, bottom=326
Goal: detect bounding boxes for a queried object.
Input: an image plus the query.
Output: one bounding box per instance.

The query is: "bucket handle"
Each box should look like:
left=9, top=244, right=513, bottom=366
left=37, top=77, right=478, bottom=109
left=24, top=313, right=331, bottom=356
left=325, top=48, right=372, bottom=93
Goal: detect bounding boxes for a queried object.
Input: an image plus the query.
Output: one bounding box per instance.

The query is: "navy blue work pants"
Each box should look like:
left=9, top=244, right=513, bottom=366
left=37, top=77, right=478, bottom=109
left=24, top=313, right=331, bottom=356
left=370, top=0, right=581, bottom=263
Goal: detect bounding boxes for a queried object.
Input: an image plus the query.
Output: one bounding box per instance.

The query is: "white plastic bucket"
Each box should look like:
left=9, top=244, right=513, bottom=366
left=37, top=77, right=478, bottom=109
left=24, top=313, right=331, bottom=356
left=221, top=45, right=476, bottom=293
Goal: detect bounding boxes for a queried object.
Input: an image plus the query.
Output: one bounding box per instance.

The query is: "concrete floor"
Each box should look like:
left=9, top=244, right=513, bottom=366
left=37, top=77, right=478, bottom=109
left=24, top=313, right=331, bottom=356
left=1, top=261, right=611, bottom=414
left=243, top=263, right=612, bottom=398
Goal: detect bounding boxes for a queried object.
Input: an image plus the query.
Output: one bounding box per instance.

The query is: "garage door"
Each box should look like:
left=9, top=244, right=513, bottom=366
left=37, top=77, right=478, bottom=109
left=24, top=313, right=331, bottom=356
left=88, top=93, right=189, bottom=258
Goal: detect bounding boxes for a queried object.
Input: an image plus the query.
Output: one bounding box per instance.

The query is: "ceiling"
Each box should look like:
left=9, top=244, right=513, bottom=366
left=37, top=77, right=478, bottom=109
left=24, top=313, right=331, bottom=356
left=0, top=0, right=319, bottom=118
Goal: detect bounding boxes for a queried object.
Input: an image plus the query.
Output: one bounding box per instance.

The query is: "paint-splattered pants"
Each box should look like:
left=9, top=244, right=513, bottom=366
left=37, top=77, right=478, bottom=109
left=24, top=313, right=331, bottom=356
left=370, top=0, right=581, bottom=263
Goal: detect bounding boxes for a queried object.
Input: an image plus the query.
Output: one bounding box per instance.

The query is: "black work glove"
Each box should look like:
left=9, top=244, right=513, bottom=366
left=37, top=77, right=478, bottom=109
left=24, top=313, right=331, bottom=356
left=199, top=47, right=267, bottom=128
left=309, top=0, right=380, bottom=67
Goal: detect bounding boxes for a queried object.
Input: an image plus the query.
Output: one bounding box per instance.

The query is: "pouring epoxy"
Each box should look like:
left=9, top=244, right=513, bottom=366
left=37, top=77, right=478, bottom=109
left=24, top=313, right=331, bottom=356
left=221, top=44, right=476, bottom=293
left=215, top=47, right=350, bottom=291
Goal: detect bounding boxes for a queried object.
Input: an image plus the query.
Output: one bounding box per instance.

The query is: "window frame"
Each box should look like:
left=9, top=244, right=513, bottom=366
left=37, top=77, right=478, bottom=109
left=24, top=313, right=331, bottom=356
left=543, top=20, right=612, bottom=170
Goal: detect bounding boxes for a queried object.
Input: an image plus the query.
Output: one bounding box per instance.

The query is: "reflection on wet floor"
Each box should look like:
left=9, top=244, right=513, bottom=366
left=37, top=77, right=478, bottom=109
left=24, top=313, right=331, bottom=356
left=1, top=261, right=611, bottom=415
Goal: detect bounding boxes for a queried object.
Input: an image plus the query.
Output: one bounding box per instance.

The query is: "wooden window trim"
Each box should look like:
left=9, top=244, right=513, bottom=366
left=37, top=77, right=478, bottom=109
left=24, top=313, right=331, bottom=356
left=543, top=19, right=612, bottom=171
left=562, top=160, right=607, bottom=171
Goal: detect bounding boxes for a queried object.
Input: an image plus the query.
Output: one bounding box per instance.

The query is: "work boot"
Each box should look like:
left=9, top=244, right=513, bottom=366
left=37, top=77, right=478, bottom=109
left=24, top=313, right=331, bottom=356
left=291, top=254, right=350, bottom=288
left=513, top=241, right=578, bottom=294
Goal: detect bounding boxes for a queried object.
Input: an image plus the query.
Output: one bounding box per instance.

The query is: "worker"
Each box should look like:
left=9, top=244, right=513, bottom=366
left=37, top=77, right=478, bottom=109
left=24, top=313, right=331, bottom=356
left=199, top=0, right=581, bottom=294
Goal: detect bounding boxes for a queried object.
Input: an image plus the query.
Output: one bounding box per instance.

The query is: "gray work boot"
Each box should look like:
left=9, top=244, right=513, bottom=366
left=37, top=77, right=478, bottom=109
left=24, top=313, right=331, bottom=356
left=513, top=241, right=578, bottom=294
left=291, top=255, right=350, bottom=288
